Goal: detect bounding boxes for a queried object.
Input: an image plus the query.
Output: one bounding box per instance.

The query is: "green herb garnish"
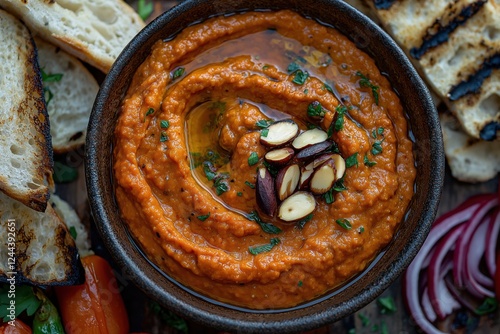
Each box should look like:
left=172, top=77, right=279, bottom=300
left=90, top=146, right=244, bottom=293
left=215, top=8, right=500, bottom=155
left=41, top=69, right=63, bottom=83
left=214, top=176, right=229, bottom=195
left=203, top=161, right=217, bottom=181
left=248, top=238, right=280, bottom=255
left=43, top=87, right=54, bottom=105
left=292, top=69, right=309, bottom=85
left=297, top=214, right=313, bottom=229
left=358, top=313, right=370, bottom=327
left=364, top=154, right=377, bottom=167
left=137, top=0, right=154, bottom=21
left=69, top=226, right=78, bottom=239
left=336, top=218, right=352, bottom=230
left=371, top=140, right=384, bottom=155
left=358, top=226, right=365, bottom=234
left=356, top=71, right=379, bottom=105
left=377, top=296, right=397, bottom=314
left=149, top=301, right=188, bottom=334
left=0, top=285, right=41, bottom=321
left=256, top=119, right=273, bottom=129
left=323, top=188, right=335, bottom=204
left=474, top=297, right=498, bottom=315
left=160, top=132, right=168, bottom=142
left=197, top=213, right=210, bottom=221
left=287, top=62, right=300, bottom=73
left=372, top=127, right=385, bottom=138
left=332, top=177, right=347, bottom=192
left=345, top=152, right=359, bottom=168
left=247, top=211, right=282, bottom=234
left=143, top=107, right=155, bottom=122
left=237, top=191, right=243, bottom=197
left=245, top=181, right=255, bottom=189
left=334, top=105, right=347, bottom=132
left=298, top=280, right=303, bottom=287
left=160, top=120, right=170, bottom=129
left=307, top=101, right=326, bottom=118
left=53, top=161, right=78, bottom=183
left=248, top=152, right=259, bottom=166
left=171, top=67, right=185, bottom=80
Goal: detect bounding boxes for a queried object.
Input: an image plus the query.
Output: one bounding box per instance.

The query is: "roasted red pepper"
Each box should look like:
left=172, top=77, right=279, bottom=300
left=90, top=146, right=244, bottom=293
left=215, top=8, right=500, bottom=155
left=55, top=255, right=129, bottom=334
left=0, top=319, right=32, bottom=334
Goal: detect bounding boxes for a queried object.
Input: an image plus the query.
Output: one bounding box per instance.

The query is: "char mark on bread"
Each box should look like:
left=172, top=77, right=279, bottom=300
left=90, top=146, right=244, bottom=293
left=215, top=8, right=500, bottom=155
left=410, top=0, right=487, bottom=60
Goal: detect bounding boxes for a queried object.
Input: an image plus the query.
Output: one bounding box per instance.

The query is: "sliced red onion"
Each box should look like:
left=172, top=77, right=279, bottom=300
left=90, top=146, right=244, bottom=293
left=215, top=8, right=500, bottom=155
left=422, top=287, right=437, bottom=323
left=485, top=209, right=500, bottom=277
left=427, top=226, right=463, bottom=319
left=466, top=217, right=494, bottom=290
left=453, top=196, right=498, bottom=291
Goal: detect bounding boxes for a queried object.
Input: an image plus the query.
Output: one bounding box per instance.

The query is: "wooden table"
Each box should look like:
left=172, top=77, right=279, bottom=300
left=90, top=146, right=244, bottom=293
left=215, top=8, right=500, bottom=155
left=59, top=1, right=499, bottom=332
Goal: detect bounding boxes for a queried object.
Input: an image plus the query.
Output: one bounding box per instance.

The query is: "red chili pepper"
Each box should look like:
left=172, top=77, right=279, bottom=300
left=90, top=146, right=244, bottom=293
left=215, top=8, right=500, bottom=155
left=55, top=255, right=129, bottom=334
left=0, top=319, right=32, bottom=334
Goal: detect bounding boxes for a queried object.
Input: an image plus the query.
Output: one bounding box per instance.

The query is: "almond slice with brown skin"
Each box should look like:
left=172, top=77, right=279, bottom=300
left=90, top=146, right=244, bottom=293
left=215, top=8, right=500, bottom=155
left=295, top=140, right=332, bottom=160
left=255, top=167, right=277, bottom=216
left=278, top=191, right=316, bottom=222
left=260, top=119, right=299, bottom=147
left=291, top=128, right=328, bottom=150
left=331, top=154, right=346, bottom=180
left=299, top=162, right=314, bottom=190
left=309, top=159, right=337, bottom=195
left=264, top=147, right=295, bottom=166
left=275, top=164, right=300, bottom=201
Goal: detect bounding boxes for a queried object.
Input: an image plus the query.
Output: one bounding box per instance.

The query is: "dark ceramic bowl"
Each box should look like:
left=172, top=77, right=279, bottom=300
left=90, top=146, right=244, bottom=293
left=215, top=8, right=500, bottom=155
left=86, top=0, right=444, bottom=332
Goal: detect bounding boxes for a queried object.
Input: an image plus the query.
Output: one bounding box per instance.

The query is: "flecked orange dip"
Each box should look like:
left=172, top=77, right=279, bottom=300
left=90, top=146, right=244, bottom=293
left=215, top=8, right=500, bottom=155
left=113, top=10, right=416, bottom=309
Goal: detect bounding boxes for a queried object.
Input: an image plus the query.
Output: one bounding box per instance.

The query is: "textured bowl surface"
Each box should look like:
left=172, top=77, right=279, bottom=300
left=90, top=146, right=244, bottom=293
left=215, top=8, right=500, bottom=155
left=86, top=0, right=444, bottom=332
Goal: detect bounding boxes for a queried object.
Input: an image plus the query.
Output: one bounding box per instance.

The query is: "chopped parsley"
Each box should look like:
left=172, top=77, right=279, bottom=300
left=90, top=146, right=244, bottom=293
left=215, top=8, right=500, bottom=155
left=160, top=132, right=168, bottom=142
left=171, top=67, right=185, bottom=80
left=197, top=213, right=210, bottom=221
left=213, top=175, right=229, bottom=195
left=364, top=154, right=377, bottom=167
left=261, top=128, right=269, bottom=137
left=292, top=69, right=309, bottom=85
left=245, top=181, right=255, bottom=189
left=332, top=177, right=347, bottom=192
left=358, top=226, right=365, bottom=234
left=307, top=101, right=326, bottom=118
left=41, top=69, right=63, bottom=82
left=287, top=62, right=301, bottom=73
left=203, top=161, right=217, bottom=181
left=372, top=127, right=385, bottom=139
left=248, top=238, right=280, bottom=255
left=358, top=313, right=370, bottom=327
left=255, top=119, right=273, bottom=129
left=143, top=108, right=155, bottom=122
left=298, top=280, right=303, bottom=287
left=0, top=285, right=41, bottom=321
left=371, top=140, right=384, bottom=155
left=323, top=188, right=335, bottom=204
left=334, top=105, right=347, bottom=132
left=345, top=152, right=359, bottom=168
left=237, top=191, right=243, bottom=197
left=69, top=226, right=78, bottom=239
left=248, top=152, right=259, bottom=166
left=377, top=296, right=397, bottom=314
left=137, top=0, right=154, bottom=21
left=160, top=120, right=170, bottom=129
left=356, top=71, right=379, bottom=105
left=336, top=218, right=352, bottom=230
left=43, top=87, right=54, bottom=105
left=474, top=297, right=498, bottom=315
left=297, top=214, right=313, bottom=229
left=247, top=211, right=282, bottom=234
left=263, top=160, right=279, bottom=177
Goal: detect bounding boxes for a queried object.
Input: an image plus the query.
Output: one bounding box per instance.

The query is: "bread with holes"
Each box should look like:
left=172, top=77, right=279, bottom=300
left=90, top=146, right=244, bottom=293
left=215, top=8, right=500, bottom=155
left=0, top=0, right=145, bottom=73
left=368, top=0, right=500, bottom=141
left=50, top=194, right=92, bottom=257
left=0, top=8, right=53, bottom=212
left=0, top=191, right=83, bottom=285
left=36, top=37, right=99, bottom=152
left=441, top=112, right=500, bottom=182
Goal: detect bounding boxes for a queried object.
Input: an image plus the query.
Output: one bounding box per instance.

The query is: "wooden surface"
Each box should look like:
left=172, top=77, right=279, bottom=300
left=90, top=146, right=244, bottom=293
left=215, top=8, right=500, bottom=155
left=57, top=1, right=499, bottom=333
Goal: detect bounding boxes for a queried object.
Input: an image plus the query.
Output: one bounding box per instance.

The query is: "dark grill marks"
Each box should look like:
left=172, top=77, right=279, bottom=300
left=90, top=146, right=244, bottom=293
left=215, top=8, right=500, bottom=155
left=448, top=53, right=500, bottom=101
left=373, top=0, right=397, bottom=10
left=409, top=0, right=487, bottom=60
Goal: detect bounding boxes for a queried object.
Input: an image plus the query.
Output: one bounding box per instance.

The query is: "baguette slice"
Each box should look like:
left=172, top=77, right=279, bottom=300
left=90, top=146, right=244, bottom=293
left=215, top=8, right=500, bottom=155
left=35, top=38, right=99, bottom=152
left=0, top=8, right=53, bottom=212
left=441, top=112, right=500, bottom=182
left=0, top=191, right=83, bottom=285
left=368, top=0, right=500, bottom=140
left=0, top=0, right=145, bottom=73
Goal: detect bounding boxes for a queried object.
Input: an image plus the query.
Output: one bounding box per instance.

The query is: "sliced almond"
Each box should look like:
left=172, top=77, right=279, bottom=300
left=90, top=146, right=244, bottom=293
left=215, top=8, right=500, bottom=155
left=310, top=159, right=336, bottom=195
left=260, top=119, right=299, bottom=147
left=295, top=141, right=332, bottom=160
left=275, top=164, right=300, bottom=201
left=311, top=153, right=332, bottom=168
left=299, top=162, right=314, bottom=190
left=255, top=167, right=277, bottom=216
left=292, top=128, right=328, bottom=150
left=264, top=147, right=295, bottom=166
left=278, top=191, right=316, bottom=222
left=331, top=154, right=346, bottom=180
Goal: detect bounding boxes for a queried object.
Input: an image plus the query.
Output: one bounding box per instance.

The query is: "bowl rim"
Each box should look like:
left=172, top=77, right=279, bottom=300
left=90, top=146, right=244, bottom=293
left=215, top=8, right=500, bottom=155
left=86, top=0, right=444, bottom=332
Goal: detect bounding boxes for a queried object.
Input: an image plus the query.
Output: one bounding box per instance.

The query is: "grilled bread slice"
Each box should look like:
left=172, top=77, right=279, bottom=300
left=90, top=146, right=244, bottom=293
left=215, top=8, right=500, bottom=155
left=441, top=112, right=500, bottom=182
left=0, top=0, right=145, bottom=73
left=35, top=38, right=99, bottom=153
left=369, top=0, right=500, bottom=141
left=0, top=9, right=53, bottom=212
left=0, top=191, right=83, bottom=285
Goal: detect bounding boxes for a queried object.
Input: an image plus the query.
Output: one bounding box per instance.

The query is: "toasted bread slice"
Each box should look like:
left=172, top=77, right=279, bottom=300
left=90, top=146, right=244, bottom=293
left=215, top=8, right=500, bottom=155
left=0, top=9, right=53, bottom=212
left=0, top=191, right=83, bottom=285
left=35, top=38, right=99, bottom=153
left=369, top=0, right=500, bottom=140
left=441, top=112, right=500, bottom=182
left=0, top=0, right=145, bottom=73
left=50, top=194, right=92, bottom=257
